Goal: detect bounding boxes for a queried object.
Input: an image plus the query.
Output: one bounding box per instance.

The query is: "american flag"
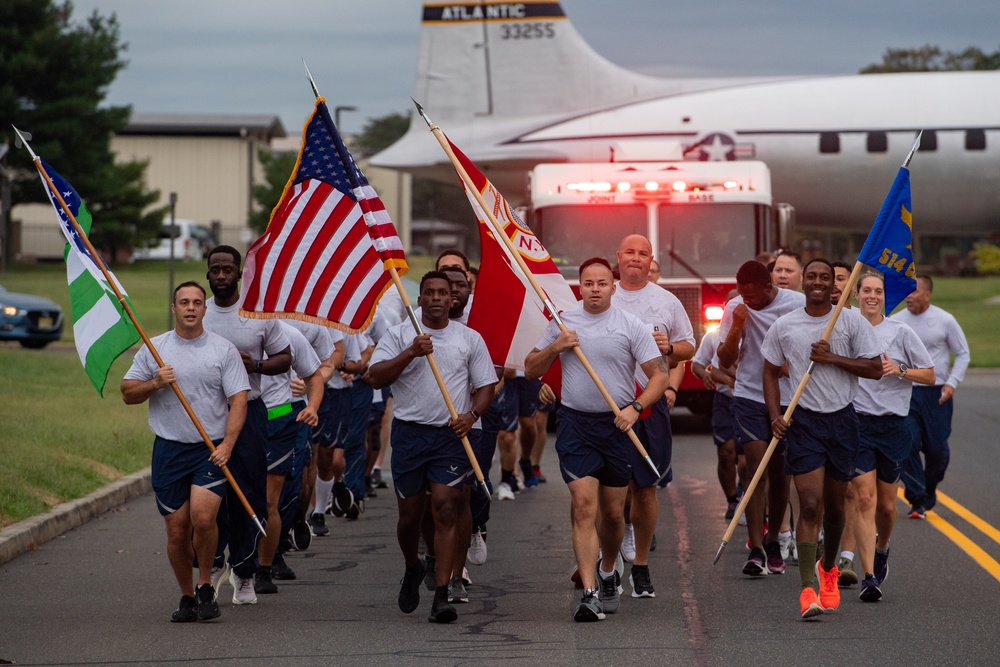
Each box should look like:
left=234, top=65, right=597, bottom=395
left=240, top=98, right=407, bottom=332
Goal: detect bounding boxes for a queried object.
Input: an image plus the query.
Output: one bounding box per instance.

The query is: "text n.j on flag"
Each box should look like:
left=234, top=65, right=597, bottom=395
left=39, top=160, right=140, bottom=396
left=856, top=166, right=916, bottom=314
left=239, top=97, right=407, bottom=332
left=446, top=138, right=579, bottom=371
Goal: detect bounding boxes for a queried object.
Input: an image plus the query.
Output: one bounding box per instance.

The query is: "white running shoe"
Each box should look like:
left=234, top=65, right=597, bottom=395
left=230, top=571, right=258, bottom=605
left=468, top=530, right=488, bottom=566
left=461, top=566, right=472, bottom=587
left=210, top=562, right=230, bottom=601
left=620, top=523, right=637, bottom=563
left=496, top=482, right=515, bottom=501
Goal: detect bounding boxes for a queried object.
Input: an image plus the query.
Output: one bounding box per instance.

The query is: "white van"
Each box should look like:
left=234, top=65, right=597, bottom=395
left=132, top=219, right=215, bottom=261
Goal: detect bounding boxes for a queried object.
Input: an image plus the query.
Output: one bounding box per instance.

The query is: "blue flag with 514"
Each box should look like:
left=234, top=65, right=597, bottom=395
left=857, top=167, right=916, bottom=314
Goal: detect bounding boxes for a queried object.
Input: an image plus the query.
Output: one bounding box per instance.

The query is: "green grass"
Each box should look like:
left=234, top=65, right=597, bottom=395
left=0, top=262, right=995, bottom=526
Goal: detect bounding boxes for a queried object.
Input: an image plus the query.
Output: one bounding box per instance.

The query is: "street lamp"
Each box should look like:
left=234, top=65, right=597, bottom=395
left=166, top=192, right=177, bottom=329
left=334, top=105, right=357, bottom=130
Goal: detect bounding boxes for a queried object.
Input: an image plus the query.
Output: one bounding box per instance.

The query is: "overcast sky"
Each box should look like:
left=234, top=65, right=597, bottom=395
left=70, top=0, right=1000, bottom=136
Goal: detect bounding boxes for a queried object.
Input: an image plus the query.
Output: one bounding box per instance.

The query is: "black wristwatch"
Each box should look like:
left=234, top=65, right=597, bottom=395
left=470, top=409, right=481, bottom=421
left=255, top=359, right=263, bottom=372
left=630, top=400, right=643, bottom=412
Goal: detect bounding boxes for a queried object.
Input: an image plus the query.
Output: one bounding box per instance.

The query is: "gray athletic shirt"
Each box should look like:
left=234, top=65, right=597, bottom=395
left=537, top=305, right=660, bottom=413
left=611, top=281, right=695, bottom=388
left=203, top=298, right=289, bottom=400
left=283, top=319, right=335, bottom=363
left=124, top=330, right=250, bottom=442
left=854, top=318, right=933, bottom=417
left=261, top=322, right=322, bottom=410
left=371, top=319, right=496, bottom=426
left=890, top=304, right=970, bottom=388
left=762, top=306, right=881, bottom=413
left=718, top=288, right=805, bottom=404
left=691, top=327, right=733, bottom=398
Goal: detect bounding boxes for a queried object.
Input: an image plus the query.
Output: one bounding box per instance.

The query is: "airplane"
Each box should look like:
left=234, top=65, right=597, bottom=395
left=371, top=1, right=1000, bottom=259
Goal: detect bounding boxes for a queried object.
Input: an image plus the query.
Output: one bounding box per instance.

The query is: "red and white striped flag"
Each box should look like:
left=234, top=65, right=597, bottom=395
left=240, top=98, right=407, bottom=332
left=448, top=138, right=578, bottom=370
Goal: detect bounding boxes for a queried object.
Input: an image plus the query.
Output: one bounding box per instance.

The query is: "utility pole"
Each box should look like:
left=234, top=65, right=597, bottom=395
left=166, top=192, right=177, bottom=329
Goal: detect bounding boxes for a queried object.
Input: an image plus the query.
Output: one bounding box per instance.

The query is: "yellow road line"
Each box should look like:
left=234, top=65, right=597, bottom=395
left=897, top=488, right=1000, bottom=583
left=936, top=490, right=1000, bottom=547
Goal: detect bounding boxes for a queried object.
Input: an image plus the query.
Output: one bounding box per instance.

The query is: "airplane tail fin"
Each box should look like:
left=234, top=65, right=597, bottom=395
left=412, top=2, right=669, bottom=124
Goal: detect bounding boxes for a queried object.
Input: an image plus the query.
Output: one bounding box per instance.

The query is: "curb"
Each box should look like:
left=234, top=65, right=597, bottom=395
left=0, top=467, right=152, bottom=566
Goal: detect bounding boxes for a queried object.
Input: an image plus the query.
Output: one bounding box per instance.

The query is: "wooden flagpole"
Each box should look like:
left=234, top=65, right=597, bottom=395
left=301, top=67, right=490, bottom=500
left=712, top=132, right=923, bottom=564
left=13, top=126, right=267, bottom=537
left=413, top=101, right=662, bottom=479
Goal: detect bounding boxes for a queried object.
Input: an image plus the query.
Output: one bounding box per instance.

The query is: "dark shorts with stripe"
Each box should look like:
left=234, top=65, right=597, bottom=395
left=390, top=419, right=474, bottom=499
left=856, top=413, right=910, bottom=484
left=711, top=393, right=736, bottom=446
left=493, top=381, right=519, bottom=432
left=555, top=406, right=632, bottom=488
left=784, top=404, right=860, bottom=483
left=151, top=436, right=227, bottom=517
left=733, top=396, right=787, bottom=457
left=632, top=396, right=672, bottom=487
left=264, top=405, right=298, bottom=478
left=511, top=377, right=541, bottom=418
left=318, top=386, right=351, bottom=449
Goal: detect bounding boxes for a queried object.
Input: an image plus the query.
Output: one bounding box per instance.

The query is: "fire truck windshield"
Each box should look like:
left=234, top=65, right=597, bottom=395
left=535, top=204, right=645, bottom=276
left=657, top=203, right=758, bottom=277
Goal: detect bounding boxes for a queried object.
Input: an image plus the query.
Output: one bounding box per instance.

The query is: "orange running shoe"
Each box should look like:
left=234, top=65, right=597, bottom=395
left=817, top=561, right=841, bottom=611
left=799, top=587, right=824, bottom=619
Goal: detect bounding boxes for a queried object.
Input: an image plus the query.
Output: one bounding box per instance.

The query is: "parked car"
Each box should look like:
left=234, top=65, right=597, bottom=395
left=0, top=284, right=64, bottom=348
left=132, top=219, right=216, bottom=261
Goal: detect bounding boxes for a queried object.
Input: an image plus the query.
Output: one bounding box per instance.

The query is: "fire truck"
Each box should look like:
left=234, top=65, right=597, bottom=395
left=527, top=160, right=794, bottom=415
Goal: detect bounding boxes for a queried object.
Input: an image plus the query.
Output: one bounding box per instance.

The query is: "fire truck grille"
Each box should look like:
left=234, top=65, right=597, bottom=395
left=663, top=285, right=704, bottom=344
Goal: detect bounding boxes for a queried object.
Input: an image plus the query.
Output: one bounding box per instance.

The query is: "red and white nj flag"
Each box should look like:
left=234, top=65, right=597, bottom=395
left=448, top=138, right=578, bottom=370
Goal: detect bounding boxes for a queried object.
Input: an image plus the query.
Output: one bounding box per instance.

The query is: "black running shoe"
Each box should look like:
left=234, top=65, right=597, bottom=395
left=332, top=481, right=354, bottom=518
left=171, top=595, right=198, bottom=623
left=195, top=584, right=220, bottom=621
left=372, top=468, right=388, bottom=489
left=398, top=561, right=427, bottom=614
left=345, top=500, right=362, bottom=521
left=291, top=519, right=313, bottom=550
left=629, top=564, right=656, bottom=598
left=423, top=555, right=437, bottom=591
left=254, top=567, right=278, bottom=594
left=308, top=512, right=329, bottom=537
left=272, top=554, right=297, bottom=581
left=428, top=587, right=458, bottom=623
left=574, top=589, right=605, bottom=622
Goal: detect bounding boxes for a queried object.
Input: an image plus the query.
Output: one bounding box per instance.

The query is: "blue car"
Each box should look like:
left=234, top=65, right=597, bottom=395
left=0, top=284, right=64, bottom=348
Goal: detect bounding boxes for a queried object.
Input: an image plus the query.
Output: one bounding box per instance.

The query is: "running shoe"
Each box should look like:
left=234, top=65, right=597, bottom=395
left=574, top=589, right=606, bottom=622
left=837, top=557, right=858, bottom=587
left=423, top=555, right=437, bottom=591
left=533, top=464, right=546, bottom=483
left=620, top=523, right=637, bottom=563
left=908, top=505, right=926, bottom=519
left=254, top=567, right=278, bottom=595
left=448, top=577, right=469, bottom=603
left=272, top=554, right=296, bottom=581
left=461, top=567, right=473, bottom=587
left=817, top=561, right=841, bottom=611
left=429, top=590, right=458, bottom=623
left=332, top=481, right=354, bottom=518
left=230, top=571, right=258, bottom=605
left=496, top=482, right=515, bottom=501
left=291, top=519, right=312, bottom=551
left=345, top=500, right=363, bottom=521
left=725, top=500, right=739, bottom=521
left=308, top=512, right=329, bottom=537
left=372, top=467, right=388, bottom=489
left=742, top=547, right=768, bottom=576
left=398, top=561, right=426, bottom=613
left=210, top=562, right=230, bottom=600
left=519, top=458, right=539, bottom=488
left=195, top=583, right=220, bottom=621
left=874, top=546, right=890, bottom=585
left=170, top=595, right=198, bottom=623
left=468, top=530, right=488, bottom=566
left=859, top=574, right=883, bottom=602
left=765, top=541, right=785, bottom=575
left=629, top=564, right=655, bottom=598
left=779, top=531, right=798, bottom=566
left=799, top=587, right=823, bottom=620
left=597, top=562, right=621, bottom=614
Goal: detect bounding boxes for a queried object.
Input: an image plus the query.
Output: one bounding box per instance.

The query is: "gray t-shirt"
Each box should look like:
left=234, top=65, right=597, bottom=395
left=283, top=319, right=335, bottom=363
left=854, top=318, right=933, bottom=417
left=203, top=298, right=290, bottom=400
left=718, top=288, right=805, bottom=404
left=611, top=281, right=695, bottom=388
left=762, top=306, right=881, bottom=413
left=124, top=330, right=250, bottom=442
left=890, top=304, right=970, bottom=388
left=261, top=322, right=323, bottom=410
left=691, top=327, right=733, bottom=398
left=371, top=319, right=496, bottom=426
left=537, top=305, right=660, bottom=413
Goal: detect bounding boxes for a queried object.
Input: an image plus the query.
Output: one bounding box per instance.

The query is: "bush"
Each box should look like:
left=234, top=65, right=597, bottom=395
left=971, top=242, right=1000, bottom=275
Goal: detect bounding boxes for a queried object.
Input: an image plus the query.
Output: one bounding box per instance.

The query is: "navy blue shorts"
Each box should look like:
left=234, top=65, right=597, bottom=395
left=309, top=385, right=331, bottom=446
left=512, top=377, right=541, bottom=418
left=264, top=407, right=298, bottom=478
left=733, top=396, right=787, bottom=457
left=369, top=386, right=391, bottom=423
left=711, top=393, right=736, bottom=446
left=495, top=381, right=519, bottom=432
left=632, top=397, right=672, bottom=487
left=151, top=436, right=227, bottom=517
left=555, top=406, right=632, bottom=487
left=784, top=405, right=860, bottom=482
left=390, top=419, right=474, bottom=499
left=319, top=386, right=351, bottom=449
left=856, top=413, right=910, bottom=484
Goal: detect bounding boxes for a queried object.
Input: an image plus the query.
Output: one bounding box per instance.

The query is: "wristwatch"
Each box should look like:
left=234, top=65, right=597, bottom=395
left=470, top=409, right=481, bottom=421
left=631, top=400, right=643, bottom=412
left=255, top=359, right=263, bottom=372
left=898, top=362, right=909, bottom=379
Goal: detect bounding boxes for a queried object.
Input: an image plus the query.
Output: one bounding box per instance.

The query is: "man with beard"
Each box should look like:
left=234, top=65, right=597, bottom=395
left=203, top=246, right=291, bottom=605
left=763, top=259, right=881, bottom=619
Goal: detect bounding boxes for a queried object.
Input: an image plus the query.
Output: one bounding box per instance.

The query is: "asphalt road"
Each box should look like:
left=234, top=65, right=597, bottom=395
left=2, top=373, right=998, bottom=667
